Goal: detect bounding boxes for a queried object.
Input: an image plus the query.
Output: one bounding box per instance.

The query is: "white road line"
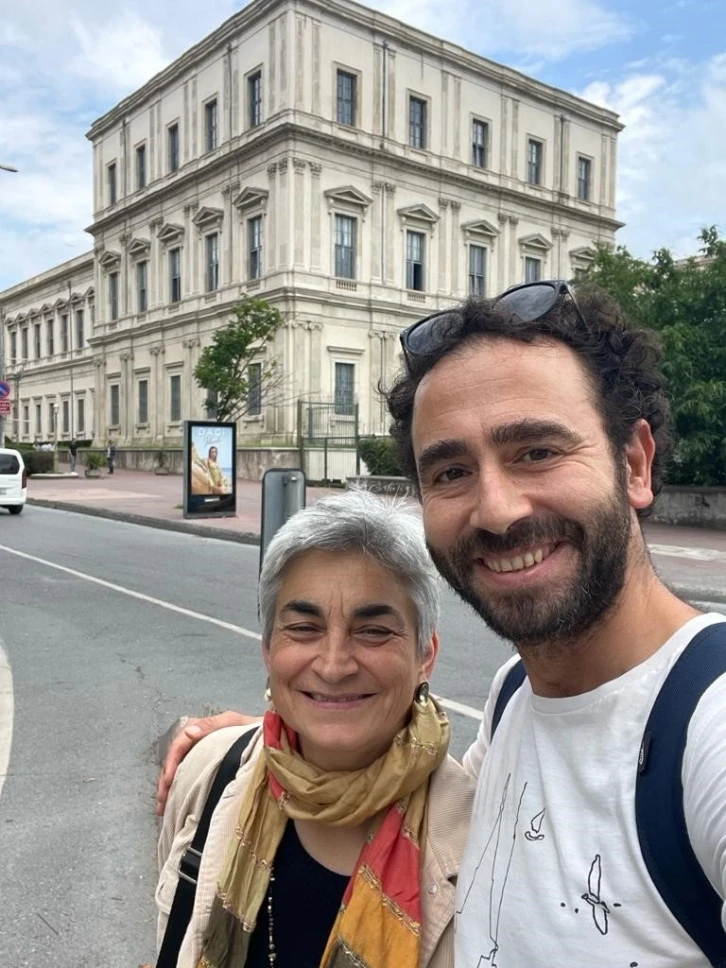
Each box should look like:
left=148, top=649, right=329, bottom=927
left=0, top=638, right=14, bottom=793
left=0, top=544, right=262, bottom=641
left=0, top=543, right=486, bottom=721
left=650, top=543, right=726, bottom=564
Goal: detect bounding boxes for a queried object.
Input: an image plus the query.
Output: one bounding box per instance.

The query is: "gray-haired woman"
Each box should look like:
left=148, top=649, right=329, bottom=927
left=155, top=489, right=473, bottom=968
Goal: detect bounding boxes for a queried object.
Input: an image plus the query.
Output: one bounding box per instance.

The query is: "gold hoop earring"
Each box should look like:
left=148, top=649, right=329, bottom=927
left=264, top=677, right=272, bottom=703
left=414, top=681, right=430, bottom=706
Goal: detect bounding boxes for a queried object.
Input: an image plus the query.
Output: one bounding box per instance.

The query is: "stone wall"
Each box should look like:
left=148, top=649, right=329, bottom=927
left=64, top=447, right=302, bottom=480
left=650, top=487, right=726, bottom=530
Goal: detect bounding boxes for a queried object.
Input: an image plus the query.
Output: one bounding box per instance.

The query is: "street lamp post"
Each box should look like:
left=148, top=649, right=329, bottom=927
left=0, top=165, right=18, bottom=173
left=0, top=166, right=17, bottom=448
left=68, top=280, right=75, bottom=440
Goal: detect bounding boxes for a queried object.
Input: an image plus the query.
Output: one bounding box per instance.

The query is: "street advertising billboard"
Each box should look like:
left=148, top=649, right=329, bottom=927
left=183, top=420, right=237, bottom=518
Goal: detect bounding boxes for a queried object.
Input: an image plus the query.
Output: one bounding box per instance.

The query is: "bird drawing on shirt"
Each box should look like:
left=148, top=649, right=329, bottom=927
left=524, top=808, right=546, bottom=841
left=582, top=854, right=610, bottom=935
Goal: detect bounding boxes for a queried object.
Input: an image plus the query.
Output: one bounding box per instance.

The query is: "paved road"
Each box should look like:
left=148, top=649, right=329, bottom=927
left=0, top=505, right=516, bottom=967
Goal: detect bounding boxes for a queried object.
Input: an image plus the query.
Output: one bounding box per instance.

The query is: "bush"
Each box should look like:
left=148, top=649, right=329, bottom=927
left=23, top=451, right=55, bottom=476
left=357, top=436, right=403, bottom=476
left=84, top=451, right=106, bottom=471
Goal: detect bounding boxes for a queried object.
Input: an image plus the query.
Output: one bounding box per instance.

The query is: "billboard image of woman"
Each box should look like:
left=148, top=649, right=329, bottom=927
left=184, top=421, right=237, bottom=517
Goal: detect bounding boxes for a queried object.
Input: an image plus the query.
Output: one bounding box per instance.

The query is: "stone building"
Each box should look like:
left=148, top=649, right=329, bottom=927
left=1, top=0, right=622, bottom=451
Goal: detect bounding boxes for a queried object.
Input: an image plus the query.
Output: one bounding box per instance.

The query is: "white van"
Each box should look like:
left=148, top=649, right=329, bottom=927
left=0, top=448, right=27, bottom=514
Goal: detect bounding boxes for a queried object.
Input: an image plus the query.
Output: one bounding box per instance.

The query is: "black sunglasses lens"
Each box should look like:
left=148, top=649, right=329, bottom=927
left=497, top=284, right=558, bottom=322
left=405, top=312, right=461, bottom=355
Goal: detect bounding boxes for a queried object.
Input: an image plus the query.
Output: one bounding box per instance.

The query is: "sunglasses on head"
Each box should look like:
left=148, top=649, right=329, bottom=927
left=399, top=279, right=587, bottom=370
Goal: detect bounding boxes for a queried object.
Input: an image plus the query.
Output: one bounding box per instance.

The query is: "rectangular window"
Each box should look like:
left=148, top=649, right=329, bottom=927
left=109, top=384, right=120, bottom=426
left=577, top=155, right=592, bottom=201
left=469, top=245, right=487, bottom=296
left=334, top=362, right=355, bottom=416
left=107, top=162, right=117, bottom=205
left=248, top=72, right=263, bottom=128
left=409, top=97, right=427, bottom=149
left=247, top=361, right=262, bottom=416
left=46, top=319, right=54, bottom=357
left=137, top=260, right=148, bottom=313
left=10, top=331, right=16, bottom=365
left=34, top=324, right=41, bottom=359
left=170, top=248, right=182, bottom=303
left=21, top=327, right=28, bottom=361
left=205, top=233, right=219, bottom=292
left=472, top=120, right=489, bottom=168
left=406, top=230, right=425, bottom=291
left=138, top=379, right=149, bottom=424
left=23, top=404, right=29, bottom=437
left=35, top=403, right=41, bottom=435
left=62, top=399, right=69, bottom=435
left=205, top=99, right=218, bottom=152
left=334, top=214, right=356, bottom=279
left=248, top=216, right=263, bottom=279
left=525, top=256, right=542, bottom=283
left=527, top=139, right=543, bottom=185
left=168, top=123, right=180, bottom=172
left=136, top=144, right=146, bottom=190
left=109, top=272, right=119, bottom=321
left=90, top=302, right=95, bottom=326
left=77, top=397, right=85, bottom=435
left=169, top=374, right=182, bottom=422
left=336, top=70, right=357, bottom=126
left=75, top=309, right=84, bottom=349
left=60, top=314, right=69, bottom=354
left=48, top=402, right=56, bottom=435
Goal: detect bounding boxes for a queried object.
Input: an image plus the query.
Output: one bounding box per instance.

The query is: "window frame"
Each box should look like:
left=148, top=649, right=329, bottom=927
left=60, top=313, right=69, bottom=354
left=169, top=373, right=182, bottom=423
left=137, top=378, right=149, bottom=425
left=205, top=232, right=219, bottom=292
left=469, top=244, right=487, bottom=296
left=408, top=95, right=428, bottom=150
left=247, top=361, right=262, bottom=416
left=21, top=327, right=28, bottom=361
left=46, top=318, right=54, bottom=357
left=334, top=361, right=356, bottom=417
left=334, top=213, right=357, bottom=280
left=136, top=142, right=147, bottom=190
left=527, top=138, right=543, bottom=186
left=524, top=256, right=542, bottom=283
left=168, top=122, right=180, bottom=173
left=107, top=161, right=117, bottom=205
left=77, top=397, right=85, bottom=435
left=75, top=309, right=84, bottom=350
left=204, top=98, right=219, bottom=153
left=109, top=271, right=119, bottom=321
left=405, top=229, right=426, bottom=291
left=248, top=216, right=263, bottom=280
left=109, top=383, right=120, bottom=427
left=33, top=323, right=41, bottom=360
left=169, top=248, right=182, bottom=304
left=577, top=154, right=593, bottom=201
left=248, top=70, right=263, bottom=129
left=336, top=68, right=358, bottom=127
left=10, top=331, right=17, bottom=365
left=35, top=402, right=42, bottom=436
left=472, top=119, right=489, bottom=169
left=137, top=259, right=148, bottom=313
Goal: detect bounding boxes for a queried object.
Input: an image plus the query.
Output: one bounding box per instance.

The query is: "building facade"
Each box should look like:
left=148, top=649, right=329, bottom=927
left=1, top=0, right=622, bottom=448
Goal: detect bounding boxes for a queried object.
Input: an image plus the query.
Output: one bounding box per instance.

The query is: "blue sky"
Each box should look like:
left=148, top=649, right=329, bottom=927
left=0, top=0, right=724, bottom=290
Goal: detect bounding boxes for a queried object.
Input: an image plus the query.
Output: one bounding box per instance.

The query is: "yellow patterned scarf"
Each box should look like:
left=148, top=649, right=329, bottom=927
left=197, top=697, right=449, bottom=968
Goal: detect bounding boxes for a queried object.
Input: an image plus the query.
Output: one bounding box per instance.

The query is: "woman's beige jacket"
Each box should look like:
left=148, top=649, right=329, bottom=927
left=156, top=724, right=474, bottom=968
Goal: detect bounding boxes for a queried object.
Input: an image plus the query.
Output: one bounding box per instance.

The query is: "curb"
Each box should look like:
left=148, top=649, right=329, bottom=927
left=27, top=498, right=260, bottom=546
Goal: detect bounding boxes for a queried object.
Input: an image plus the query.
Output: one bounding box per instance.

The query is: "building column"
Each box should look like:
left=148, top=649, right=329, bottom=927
left=120, top=351, right=134, bottom=441
left=150, top=344, right=164, bottom=440
left=371, top=182, right=383, bottom=281
left=293, top=158, right=306, bottom=266
left=384, top=183, right=397, bottom=286
left=310, top=163, right=322, bottom=270
left=453, top=77, right=462, bottom=160
left=438, top=198, right=449, bottom=293
left=311, top=20, right=320, bottom=117
left=222, top=180, right=239, bottom=287
left=508, top=216, right=520, bottom=284
left=449, top=201, right=461, bottom=297
left=497, top=213, right=509, bottom=292
left=267, top=163, right=277, bottom=272
left=94, top=357, right=105, bottom=443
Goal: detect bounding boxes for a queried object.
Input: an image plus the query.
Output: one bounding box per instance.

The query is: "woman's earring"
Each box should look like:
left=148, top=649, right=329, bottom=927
left=414, top=681, right=430, bottom=706
left=264, top=677, right=272, bottom=703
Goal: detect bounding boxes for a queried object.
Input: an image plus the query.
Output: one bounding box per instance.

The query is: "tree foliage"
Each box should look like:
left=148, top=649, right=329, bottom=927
left=582, top=228, right=726, bottom=486
left=194, top=296, right=285, bottom=423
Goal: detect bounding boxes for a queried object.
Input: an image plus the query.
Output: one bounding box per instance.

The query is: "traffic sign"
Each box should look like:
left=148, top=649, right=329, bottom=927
left=0, top=399, right=11, bottom=415
left=0, top=382, right=10, bottom=399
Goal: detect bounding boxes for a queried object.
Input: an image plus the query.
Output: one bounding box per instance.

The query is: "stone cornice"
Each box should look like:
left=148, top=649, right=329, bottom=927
left=85, top=0, right=621, bottom=142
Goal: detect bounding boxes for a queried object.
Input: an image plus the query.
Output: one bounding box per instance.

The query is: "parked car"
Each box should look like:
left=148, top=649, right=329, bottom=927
left=0, top=448, right=27, bottom=514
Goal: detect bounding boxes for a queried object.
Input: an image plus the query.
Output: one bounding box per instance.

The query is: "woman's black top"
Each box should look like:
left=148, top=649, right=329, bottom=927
left=245, top=820, right=350, bottom=968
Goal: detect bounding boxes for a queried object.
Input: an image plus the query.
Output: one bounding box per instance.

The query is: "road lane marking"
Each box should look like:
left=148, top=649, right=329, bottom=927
left=0, top=544, right=262, bottom=641
left=650, top=543, right=726, bottom=564
left=0, top=544, right=487, bottom=722
left=0, top=638, right=14, bottom=794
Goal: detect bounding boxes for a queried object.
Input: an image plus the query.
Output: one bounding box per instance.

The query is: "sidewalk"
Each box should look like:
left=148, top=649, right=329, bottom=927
left=24, top=467, right=726, bottom=601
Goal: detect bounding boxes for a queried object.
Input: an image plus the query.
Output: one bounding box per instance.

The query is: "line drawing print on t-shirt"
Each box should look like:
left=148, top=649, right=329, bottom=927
left=524, top=807, right=546, bottom=841
left=457, top=774, right=528, bottom=967
left=581, top=854, right=610, bottom=935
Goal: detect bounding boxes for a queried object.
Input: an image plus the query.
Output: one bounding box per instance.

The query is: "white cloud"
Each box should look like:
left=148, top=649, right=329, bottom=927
left=71, top=15, right=168, bottom=91
left=579, top=54, right=726, bottom=258
left=375, top=0, right=633, bottom=60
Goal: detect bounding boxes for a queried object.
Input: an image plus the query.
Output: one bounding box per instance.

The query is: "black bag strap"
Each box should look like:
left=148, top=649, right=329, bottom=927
left=156, top=728, right=257, bottom=968
left=491, top=659, right=526, bottom=739
left=635, top=623, right=726, bottom=967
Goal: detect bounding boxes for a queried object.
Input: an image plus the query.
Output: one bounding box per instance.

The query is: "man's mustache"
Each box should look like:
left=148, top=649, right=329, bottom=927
left=453, top=517, right=584, bottom=558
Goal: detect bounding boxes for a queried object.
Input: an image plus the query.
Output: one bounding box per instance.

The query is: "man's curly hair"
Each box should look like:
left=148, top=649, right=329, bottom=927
left=385, top=286, right=673, bottom=518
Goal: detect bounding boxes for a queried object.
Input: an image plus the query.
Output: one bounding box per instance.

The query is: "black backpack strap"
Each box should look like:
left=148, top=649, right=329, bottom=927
left=156, top=728, right=257, bottom=968
left=636, top=623, right=726, bottom=966
left=491, top=659, right=526, bottom=739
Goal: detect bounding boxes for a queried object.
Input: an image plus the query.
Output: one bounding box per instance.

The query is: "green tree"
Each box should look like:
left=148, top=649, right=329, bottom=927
left=582, top=229, right=726, bottom=485
left=194, top=296, right=285, bottom=423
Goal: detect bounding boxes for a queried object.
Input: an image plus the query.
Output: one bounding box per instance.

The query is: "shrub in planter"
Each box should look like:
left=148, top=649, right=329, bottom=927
left=23, top=451, right=55, bottom=476
left=356, top=436, right=403, bottom=477
left=84, top=452, right=106, bottom=470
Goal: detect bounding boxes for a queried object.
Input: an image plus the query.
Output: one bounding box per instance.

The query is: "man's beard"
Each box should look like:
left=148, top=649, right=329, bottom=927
left=426, top=479, right=633, bottom=648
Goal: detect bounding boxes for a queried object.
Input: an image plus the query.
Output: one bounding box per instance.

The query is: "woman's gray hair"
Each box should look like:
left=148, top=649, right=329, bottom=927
left=258, top=488, right=440, bottom=657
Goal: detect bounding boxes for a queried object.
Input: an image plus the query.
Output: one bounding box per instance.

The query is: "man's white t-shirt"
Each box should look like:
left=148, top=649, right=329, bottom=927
left=456, top=613, right=726, bottom=968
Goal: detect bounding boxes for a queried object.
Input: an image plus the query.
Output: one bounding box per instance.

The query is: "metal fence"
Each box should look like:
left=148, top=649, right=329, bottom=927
left=297, top=400, right=360, bottom=484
